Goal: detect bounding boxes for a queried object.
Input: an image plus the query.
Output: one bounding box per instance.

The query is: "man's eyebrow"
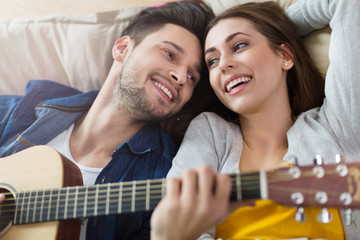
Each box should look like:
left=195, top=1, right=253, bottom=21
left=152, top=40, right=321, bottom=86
left=162, top=40, right=201, bottom=75
left=205, top=31, right=251, bottom=55
left=162, top=40, right=184, bottom=54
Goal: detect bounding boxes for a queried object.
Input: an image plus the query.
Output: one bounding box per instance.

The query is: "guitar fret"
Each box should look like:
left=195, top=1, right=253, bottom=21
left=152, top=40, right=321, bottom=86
left=83, top=187, right=88, bottom=218
left=149, top=180, right=163, bottom=210
left=46, top=189, right=52, bottom=222
left=94, top=185, right=99, bottom=216
left=58, top=188, right=68, bottom=220
left=131, top=182, right=136, bottom=212
left=106, top=183, right=110, bottom=215
left=64, top=187, right=70, bottom=219
left=32, top=191, right=38, bottom=223
left=39, top=189, right=45, bottom=222
left=25, top=191, right=32, bottom=223
left=73, top=186, right=79, bottom=219
left=118, top=183, right=123, bottom=214
left=236, top=174, right=241, bottom=201
left=161, top=179, right=165, bottom=198
left=14, top=192, right=23, bottom=224
left=146, top=180, right=150, bottom=211
left=96, top=185, right=108, bottom=216
left=55, top=189, right=60, bottom=220
left=34, top=190, right=43, bottom=223
left=75, top=187, right=85, bottom=218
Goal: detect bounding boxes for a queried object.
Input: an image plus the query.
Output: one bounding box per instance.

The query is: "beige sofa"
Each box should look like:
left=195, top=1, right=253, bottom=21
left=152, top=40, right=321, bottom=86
left=0, top=0, right=329, bottom=95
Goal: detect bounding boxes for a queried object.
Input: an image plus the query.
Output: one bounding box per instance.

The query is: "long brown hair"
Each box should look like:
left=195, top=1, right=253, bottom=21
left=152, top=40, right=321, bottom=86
left=205, top=1, right=325, bottom=120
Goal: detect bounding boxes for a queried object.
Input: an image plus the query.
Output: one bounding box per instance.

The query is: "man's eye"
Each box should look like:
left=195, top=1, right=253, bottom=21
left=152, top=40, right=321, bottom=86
left=187, top=74, right=196, bottom=83
left=234, top=41, right=248, bottom=51
left=165, top=50, right=174, bottom=60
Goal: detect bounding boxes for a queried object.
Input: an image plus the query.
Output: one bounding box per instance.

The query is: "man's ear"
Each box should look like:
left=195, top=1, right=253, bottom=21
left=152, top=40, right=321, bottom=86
left=279, top=43, right=294, bottom=70
left=112, top=36, right=133, bottom=62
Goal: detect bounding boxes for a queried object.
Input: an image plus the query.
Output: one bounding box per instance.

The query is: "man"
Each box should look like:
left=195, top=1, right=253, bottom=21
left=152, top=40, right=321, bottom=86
left=0, top=1, right=214, bottom=239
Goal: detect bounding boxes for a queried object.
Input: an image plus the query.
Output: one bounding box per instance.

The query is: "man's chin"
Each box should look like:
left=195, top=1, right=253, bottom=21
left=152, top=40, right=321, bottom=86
left=147, top=109, right=175, bottom=123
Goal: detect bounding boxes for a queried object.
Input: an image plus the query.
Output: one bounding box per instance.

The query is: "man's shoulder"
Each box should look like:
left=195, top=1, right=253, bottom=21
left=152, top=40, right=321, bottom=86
left=25, top=80, right=82, bottom=96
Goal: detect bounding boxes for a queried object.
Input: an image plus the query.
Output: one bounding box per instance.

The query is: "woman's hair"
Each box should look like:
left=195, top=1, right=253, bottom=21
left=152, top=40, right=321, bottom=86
left=205, top=1, right=325, bottom=121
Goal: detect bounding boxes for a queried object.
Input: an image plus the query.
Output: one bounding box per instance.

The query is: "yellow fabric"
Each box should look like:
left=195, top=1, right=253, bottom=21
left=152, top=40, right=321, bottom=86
left=215, top=200, right=344, bottom=240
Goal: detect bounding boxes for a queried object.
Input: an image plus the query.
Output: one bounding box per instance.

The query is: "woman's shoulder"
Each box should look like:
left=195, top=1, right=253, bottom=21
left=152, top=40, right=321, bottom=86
left=190, top=112, right=240, bottom=132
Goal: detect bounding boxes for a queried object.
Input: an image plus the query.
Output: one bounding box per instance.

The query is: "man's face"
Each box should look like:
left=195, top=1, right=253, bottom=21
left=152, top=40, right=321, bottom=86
left=114, top=23, right=202, bottom=122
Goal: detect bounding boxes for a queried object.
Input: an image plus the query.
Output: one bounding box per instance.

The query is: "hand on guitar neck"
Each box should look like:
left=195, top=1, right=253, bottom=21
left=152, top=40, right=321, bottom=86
left=150, top=166, right=254, bottom=240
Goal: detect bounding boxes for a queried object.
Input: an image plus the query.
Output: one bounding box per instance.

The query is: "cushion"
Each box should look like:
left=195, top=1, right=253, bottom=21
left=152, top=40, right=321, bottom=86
left=0, top=0, right=330, bottom=95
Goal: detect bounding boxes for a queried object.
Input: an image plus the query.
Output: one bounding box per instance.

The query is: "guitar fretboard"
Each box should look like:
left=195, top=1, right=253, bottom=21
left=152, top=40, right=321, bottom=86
left=1, top=172, right=264, bottom=225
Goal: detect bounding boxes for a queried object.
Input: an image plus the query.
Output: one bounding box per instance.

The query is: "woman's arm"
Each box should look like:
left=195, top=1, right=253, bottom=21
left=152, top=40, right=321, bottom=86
left=287, top=0, right=360, bottom=148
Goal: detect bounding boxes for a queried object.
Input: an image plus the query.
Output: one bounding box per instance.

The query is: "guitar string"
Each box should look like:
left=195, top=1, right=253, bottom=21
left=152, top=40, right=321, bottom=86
left=0, top=174, right=262, bottom=218
left=0, top=167, right=324, bottom=214
left=1, top=167, right=342, bottom=225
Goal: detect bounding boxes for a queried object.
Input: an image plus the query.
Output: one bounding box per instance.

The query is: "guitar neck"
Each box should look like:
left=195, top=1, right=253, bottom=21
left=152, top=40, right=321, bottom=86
left=8, top=172, right=264, bottom=225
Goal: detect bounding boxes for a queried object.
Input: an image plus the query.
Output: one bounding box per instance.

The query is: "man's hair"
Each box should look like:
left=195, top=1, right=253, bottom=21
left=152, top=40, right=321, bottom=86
left=121, top=1, right=215, bottom=146
left=122, top=0, right=214, bottom=47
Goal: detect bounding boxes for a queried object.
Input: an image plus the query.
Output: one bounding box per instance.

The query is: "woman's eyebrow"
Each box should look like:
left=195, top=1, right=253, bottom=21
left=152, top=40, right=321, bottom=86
left=205, top=31, right=251, bottom=55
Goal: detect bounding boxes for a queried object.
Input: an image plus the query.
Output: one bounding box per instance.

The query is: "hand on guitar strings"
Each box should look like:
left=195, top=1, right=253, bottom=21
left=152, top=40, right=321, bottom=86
left=150, top=166, right=253, bottom=240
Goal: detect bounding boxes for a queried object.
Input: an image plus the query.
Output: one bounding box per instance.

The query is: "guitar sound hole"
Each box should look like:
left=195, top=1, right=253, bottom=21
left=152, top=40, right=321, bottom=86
left=0, top=188, right=15, bottom=234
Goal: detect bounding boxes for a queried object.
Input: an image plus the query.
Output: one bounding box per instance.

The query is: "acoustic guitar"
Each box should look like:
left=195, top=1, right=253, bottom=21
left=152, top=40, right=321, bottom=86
left=0, top=145, right=359, bottom=239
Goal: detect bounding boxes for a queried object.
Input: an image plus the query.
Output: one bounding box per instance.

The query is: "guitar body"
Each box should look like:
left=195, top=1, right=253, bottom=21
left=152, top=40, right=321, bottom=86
left=0, top=146, right=83, bottom=240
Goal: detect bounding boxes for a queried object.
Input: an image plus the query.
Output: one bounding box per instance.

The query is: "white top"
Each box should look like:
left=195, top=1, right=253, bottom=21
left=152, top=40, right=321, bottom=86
left=46, top=123, right=102, bottom=240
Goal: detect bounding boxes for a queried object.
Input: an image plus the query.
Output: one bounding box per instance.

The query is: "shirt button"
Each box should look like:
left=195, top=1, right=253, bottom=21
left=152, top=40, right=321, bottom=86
left=101, top=176, right=106, bottom=183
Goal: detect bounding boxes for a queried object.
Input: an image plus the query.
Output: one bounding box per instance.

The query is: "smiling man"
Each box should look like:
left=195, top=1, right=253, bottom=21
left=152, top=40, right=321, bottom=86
left=0, top=1, right=214, bottom=240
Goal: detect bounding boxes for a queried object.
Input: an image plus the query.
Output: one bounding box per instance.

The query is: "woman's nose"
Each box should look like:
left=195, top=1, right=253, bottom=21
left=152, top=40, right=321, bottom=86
left=218, top=54, right=235, bottom=72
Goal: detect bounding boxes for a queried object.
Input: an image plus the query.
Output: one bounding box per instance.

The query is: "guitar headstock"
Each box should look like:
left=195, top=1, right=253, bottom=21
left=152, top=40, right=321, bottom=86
left=267, top=155, right=360, bottom=209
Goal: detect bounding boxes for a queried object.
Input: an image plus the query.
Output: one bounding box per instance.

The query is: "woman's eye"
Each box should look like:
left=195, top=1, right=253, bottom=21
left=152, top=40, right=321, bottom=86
left=206, top=58, right=218, bottom=68
left=234, top=41, right=248, bottom=51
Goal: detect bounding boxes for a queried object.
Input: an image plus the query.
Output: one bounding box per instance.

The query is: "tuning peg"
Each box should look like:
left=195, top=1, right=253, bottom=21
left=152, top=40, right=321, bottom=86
left=335, top=154, right=344, bottom=164
left=335, top=154, right=348, bottom=176
left=295, top=207, right=306, bottom=223
left=314, top=155, right=323, bottom=165
left=317, top=208, right=332, bottom=223
left=312, top=155, right=325, bottom=178
left=345, top=208, right=353, bottom=225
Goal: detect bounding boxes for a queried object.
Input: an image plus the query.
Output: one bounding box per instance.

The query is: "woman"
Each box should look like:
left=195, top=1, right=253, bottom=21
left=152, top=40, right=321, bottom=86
left=151, top=0, right=360, bottom=239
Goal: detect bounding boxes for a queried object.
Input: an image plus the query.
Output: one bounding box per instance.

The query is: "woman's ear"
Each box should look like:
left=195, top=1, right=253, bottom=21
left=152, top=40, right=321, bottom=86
left=112, top=36, right=133, bottom=62
left=279, top=43, right=294, bottom=70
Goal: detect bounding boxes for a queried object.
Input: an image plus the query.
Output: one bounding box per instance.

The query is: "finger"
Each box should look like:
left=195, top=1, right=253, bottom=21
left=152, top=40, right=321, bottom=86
left=165, top=178, right=181, bottom=201
left=197, top=166, right=216, bottom=200
left=214, top=173, right=231, bottom=201
left=180, top=169, right=198, bottom=204
left=0, top=194, right=5, bottom=203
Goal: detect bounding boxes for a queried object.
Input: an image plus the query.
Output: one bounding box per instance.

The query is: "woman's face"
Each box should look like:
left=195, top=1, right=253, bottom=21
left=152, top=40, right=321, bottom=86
left=205, top=17, right=291, bottom=117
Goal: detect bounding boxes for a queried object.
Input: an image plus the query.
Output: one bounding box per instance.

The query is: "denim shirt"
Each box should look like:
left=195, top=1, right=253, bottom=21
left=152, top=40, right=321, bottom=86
left=0, top=80, right=178, bottom=239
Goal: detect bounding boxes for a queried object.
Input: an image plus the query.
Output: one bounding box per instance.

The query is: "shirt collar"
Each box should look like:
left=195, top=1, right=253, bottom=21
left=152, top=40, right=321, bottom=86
left=118, top=123, right=163, bottom=154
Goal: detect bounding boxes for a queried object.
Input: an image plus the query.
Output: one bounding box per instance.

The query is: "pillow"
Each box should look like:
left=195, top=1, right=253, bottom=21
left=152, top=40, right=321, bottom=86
left=0, top=0, right=330, bottom=95
left=0, top=6, right=146, bottom=95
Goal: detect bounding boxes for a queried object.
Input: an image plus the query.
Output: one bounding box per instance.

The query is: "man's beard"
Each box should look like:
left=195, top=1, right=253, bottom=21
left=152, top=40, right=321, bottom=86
left=113, top=55, right=173, bottom=123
